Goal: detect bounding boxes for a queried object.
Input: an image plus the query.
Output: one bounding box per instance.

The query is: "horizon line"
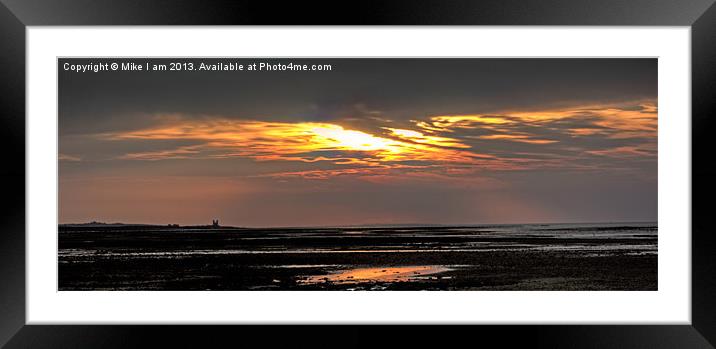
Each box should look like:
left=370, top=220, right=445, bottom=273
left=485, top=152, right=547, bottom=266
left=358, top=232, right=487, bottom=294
left=58, top=220, right=659, bottom=229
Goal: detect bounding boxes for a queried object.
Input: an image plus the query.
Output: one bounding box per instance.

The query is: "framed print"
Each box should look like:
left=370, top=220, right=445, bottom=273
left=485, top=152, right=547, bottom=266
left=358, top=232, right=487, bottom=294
left=2, top=0, right=715, bottom=347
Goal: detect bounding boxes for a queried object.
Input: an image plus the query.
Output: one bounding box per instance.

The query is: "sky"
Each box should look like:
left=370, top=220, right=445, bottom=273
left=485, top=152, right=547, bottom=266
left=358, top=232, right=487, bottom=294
left=58, top=58, right=657, bottom=227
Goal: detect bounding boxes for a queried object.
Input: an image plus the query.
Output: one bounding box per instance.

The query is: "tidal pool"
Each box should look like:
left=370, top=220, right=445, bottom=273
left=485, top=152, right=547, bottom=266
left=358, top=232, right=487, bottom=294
left=297, top=265, right=451, bottom=285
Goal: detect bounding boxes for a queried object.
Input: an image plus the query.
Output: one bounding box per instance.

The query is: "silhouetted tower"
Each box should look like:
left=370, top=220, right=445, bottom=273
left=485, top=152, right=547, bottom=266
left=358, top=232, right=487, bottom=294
left=212, top=219, right=219, bottom=228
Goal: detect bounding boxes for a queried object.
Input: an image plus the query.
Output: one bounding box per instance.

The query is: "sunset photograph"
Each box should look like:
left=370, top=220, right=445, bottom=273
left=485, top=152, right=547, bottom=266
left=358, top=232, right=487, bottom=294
left=58, top=58, right=657, bottom=290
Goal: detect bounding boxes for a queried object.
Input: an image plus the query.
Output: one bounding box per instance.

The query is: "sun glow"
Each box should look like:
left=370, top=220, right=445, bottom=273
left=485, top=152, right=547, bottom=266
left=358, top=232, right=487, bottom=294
left=384, top=128, right=471, bottom=148
left=388, top=128, right=424, bottom=138
left=311, top=125, right=400, bottom=152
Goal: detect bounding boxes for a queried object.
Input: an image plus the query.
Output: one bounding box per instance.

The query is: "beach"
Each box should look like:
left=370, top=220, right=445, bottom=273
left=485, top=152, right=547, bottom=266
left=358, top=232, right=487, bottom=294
left=58, top=223, right=657, bottom=291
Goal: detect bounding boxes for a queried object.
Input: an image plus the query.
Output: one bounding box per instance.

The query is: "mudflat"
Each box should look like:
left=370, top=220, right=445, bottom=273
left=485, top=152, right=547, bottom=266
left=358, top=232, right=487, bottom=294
left=58, top=223, right=657, bottom=291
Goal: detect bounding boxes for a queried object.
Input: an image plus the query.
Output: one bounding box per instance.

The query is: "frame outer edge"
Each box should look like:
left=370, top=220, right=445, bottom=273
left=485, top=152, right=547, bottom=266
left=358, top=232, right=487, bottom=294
left=0, top=1, right=26, bottom=348
left=0, top=0, right=716, bottom=25
left=1, top=0, right=715, bottom=347
left=692, top=0, right=716, bottom=346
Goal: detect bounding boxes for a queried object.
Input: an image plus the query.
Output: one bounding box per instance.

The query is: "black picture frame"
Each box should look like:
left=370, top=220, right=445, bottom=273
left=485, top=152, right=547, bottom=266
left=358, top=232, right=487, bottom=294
left=1, top=0, right=715, bottom=347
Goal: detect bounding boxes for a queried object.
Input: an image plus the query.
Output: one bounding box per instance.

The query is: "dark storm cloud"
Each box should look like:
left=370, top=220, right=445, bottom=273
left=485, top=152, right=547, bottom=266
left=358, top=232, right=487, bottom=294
left=59, top=58, right=656, bottom=134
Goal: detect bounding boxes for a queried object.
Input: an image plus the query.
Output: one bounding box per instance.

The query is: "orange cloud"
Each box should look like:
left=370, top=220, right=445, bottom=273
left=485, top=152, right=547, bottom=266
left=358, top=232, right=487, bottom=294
left=118, top=145, right=202, bottom=160
left=101, top=99, right=657, bottom=180
left=59, top=153, right=82, bottom=162
left=383, top=127, right=470, bottom=148
left=415, top=100, right=657, bottom=141
left=475, top=134, right=558, bottom=144
left=567, top=128, right=604, bottom=136
left=586, top=145, right=656, bottom=158
left=106, top=118, right=496, bottom=168
left=259, top=164, right=507, bottom=189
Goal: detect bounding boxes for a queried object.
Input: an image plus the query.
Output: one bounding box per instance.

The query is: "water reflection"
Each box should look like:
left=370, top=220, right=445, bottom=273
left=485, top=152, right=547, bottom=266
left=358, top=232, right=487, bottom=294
left=297, top=265, right=451, bottom=285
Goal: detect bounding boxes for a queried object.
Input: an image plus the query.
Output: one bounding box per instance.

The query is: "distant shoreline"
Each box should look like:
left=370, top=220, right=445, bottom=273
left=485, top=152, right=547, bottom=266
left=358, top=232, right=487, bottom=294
left=58, top=221, right=658, bottom=230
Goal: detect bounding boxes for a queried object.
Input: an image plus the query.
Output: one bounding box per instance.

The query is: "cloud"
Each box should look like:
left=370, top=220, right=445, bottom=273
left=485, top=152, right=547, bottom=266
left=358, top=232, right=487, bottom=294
left=414, top=100, right=657, bottom=139
left=103, top=117, right=502, bottom=168
left=382, top=127, right=470, bottom=148
left=117, top=145, right=202, bottom=161
left=472, top=134, right=558, bottom=144
left=586, top=144, right=656, bottom=158
left=59, top=153, right=82, bottom=162
left=96, top=100, right=656, bottom=181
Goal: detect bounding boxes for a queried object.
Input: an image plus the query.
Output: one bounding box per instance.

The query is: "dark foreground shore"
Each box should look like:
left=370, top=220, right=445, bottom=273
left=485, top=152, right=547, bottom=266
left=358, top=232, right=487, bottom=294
left=58, top=224, right=657, bottom=291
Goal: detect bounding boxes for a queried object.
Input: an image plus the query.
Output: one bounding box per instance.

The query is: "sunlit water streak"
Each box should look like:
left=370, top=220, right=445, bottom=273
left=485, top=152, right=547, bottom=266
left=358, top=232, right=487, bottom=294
left=296, top=266, right=452, bottom=285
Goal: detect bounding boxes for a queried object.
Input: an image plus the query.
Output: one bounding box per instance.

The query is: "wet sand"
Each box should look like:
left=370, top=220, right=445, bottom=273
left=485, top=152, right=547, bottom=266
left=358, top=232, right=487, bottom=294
left=58, top=224, right=657, bottom=291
